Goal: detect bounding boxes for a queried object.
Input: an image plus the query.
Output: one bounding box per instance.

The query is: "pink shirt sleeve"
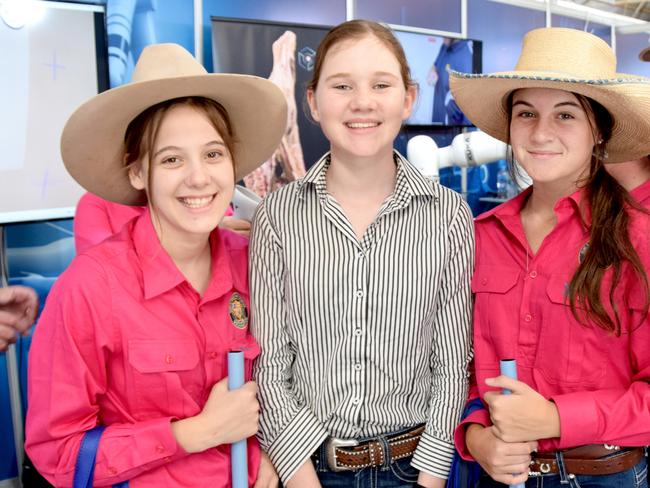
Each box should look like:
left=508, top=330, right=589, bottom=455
left=453, top=365, right=491, bottom=461
left=25, top=255, right=188, bottom=486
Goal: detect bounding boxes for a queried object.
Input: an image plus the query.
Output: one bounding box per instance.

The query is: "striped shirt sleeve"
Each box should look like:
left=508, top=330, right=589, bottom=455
left=249, top=200, right=328, bottom=482
left=411, top=195, right=474, bottom=478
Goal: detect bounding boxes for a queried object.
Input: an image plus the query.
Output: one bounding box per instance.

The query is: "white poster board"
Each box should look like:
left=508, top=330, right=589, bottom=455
left=0, top=1, right=105, bottom=223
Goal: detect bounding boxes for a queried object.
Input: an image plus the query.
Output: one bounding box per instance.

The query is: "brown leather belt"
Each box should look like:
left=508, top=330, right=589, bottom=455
left=323, top=425, right=425, bottom=472
left=529, top=445, right=645, bottom=477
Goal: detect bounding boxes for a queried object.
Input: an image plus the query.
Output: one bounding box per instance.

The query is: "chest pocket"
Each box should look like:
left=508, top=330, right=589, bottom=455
left=534, top=275, right=605, bottom=387
left=471, top=265, right=520, bottom=360
left=127, top=339, right=201, bottom=417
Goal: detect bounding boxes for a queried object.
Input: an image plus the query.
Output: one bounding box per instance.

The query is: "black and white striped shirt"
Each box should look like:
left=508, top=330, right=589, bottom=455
left=249, top=152, right=474, bottom=482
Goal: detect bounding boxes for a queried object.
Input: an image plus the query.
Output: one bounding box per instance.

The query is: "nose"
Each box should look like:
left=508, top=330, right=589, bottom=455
left=349, top=87, right=376, bottom=111
left=530, top=116, right=555, bottom=144
left=185, top=159, right=210, bottom=188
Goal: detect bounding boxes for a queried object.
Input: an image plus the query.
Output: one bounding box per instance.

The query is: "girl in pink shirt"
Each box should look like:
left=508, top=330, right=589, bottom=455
left=25, top=44, right=286, bottom=487
left=449, top=28, right=650, bottom=487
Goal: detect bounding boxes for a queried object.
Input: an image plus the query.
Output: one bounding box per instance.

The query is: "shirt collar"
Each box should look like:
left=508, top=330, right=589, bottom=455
left=132, top=208, right=239, bottom=300
left=476, top=186, right=587, bottom=224
left=631, top=177, right=650, bottom=205
left=296, top=150, right=437, bottom=204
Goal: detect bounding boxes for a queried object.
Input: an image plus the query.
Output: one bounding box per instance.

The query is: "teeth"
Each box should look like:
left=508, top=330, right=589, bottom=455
left=347, top=122, right=378, bottom=128
left=180, top=196, right=214, bottom=208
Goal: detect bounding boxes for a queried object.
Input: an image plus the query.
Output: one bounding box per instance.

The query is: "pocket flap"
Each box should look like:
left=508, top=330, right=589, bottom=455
left=471, top=265, right=520, bottom=294
left=128, top=339, right=199, bottom=373
left=546, top=275, right=570, bottom=305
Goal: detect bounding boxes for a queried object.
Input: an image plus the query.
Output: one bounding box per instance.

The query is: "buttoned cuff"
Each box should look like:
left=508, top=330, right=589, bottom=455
left=411, top=432, right=455, bottom=479
left=551, top=392, right=599, bottom=448
left=267, top=407, right=328, bottom=483
left=84, top=417, right=187, bottom=485
left=454, top=409, right=491, bottom=461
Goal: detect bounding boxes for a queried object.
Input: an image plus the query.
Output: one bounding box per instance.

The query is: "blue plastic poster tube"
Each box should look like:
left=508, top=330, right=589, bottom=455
left=500, top=359, right=525, bottom=488
left=228, top=351, right=247, bottom=488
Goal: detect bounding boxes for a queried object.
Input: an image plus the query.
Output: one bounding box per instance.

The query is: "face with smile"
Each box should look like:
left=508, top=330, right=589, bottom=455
left=509, top=88, right=599, bottom=189
left=307, top=35, right=416, bottom=164
left=129, top=103, right=235, bottom=244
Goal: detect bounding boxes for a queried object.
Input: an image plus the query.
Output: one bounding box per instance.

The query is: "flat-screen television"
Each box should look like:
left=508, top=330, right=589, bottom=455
left=0, top=1, right=109, bottom=224
left=211, top=17, right=482, bottom=168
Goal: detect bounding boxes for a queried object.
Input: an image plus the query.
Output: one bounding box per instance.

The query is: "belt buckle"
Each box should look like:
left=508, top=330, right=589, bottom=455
left=325, top=437, right=359, bottom=472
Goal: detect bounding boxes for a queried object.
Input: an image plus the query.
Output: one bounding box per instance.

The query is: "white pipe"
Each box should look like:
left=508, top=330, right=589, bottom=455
left=193, top=0, right=203, bottom=64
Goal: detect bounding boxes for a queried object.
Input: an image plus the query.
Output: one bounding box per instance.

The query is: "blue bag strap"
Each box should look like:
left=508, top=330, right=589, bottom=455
left=463, top=397, right=485, bottom=417
left=74, top=426, right=129, bottom=488
left=74, top=426, right=106, bottom=488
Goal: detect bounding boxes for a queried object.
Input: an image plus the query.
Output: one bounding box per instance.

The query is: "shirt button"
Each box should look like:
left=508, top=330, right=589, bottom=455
left=354, top=363, right=362, bottom=371
left=351, top=397, right=360, bottom=405
left=209, top=351, right=219, bottom=359
left=163, top=456, right=172, bottom=463
left=530, top=270, right=538, bottom=278
left=354, top=328, right=363, bottom=336
left=481, top=278, right=488, bottom=285
left=355, top=290, right=364, bottom=298
left=156, top=445, right=165, bottom=454
left=108, top=466, right=118, bottom=475
left=524, top=313, right=533, bottom=322
left=165, top=354, right=175, bottom=364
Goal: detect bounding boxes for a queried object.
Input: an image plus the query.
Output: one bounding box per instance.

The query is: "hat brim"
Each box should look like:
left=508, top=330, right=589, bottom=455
left=61, top=74, right=287, bottom=205
left=450, top=71, right=650, bottom=163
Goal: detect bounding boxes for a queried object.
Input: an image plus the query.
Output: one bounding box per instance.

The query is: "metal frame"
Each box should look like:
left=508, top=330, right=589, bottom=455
left=1, top=226, right=24, bottom=487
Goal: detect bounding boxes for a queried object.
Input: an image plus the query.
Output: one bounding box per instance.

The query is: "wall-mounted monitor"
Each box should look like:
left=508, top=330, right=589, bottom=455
left=211, top=17, right=482, bottom=168
left=0, top=1, right=109, bottom=224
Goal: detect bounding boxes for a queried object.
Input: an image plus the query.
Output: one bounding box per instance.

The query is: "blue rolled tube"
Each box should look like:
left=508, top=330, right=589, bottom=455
left=228, top=351, right=247, bottom=488
left=499, top=359, right=525, bottom=488
left=500, top=359, right=518, bottom=394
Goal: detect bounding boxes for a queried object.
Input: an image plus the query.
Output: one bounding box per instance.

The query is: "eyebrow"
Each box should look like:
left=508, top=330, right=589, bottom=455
left=153, top=140, right=225, bottom=158
left=324, top=71, right=399, bottom=82
left=512, top=100, right=581, bottom=109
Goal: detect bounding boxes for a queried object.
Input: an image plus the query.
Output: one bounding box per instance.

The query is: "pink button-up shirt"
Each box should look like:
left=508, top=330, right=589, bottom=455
left=26, top=208, right=260, bottom=487
left=455, top=187, right=650, bottom=458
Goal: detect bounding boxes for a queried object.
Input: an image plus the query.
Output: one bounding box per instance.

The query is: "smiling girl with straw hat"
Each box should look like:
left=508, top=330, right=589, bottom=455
left=449, top=27, right=650, bottom=487
left=25, top=43, right=286, bottom=487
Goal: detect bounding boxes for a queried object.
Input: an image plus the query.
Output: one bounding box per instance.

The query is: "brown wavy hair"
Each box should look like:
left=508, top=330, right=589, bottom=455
left=506, top=90, right=649, bottom=335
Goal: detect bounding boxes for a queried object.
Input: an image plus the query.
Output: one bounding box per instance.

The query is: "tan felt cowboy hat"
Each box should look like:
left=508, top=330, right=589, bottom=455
left=450, top=28, right=650, bottom=162
left=61, top=43, right=287, bottom=205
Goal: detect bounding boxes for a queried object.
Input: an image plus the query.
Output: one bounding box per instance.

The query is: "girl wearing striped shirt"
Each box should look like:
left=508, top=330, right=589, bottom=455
left=250, top=20, right=474, bottom=488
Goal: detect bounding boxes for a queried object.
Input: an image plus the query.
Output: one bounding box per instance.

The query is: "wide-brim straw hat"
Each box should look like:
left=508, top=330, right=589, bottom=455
left=62, top=43, right=287, bottom=205
left=450, top=28, right=650, bottom=162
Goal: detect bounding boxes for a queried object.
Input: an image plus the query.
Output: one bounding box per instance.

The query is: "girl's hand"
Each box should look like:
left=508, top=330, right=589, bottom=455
left=171, top=378, right=259, bottom=452
left=466, top=423, right=537, bottom=485
left=483, top=376, right=561, bottom=442
left=254, top=451, right=279, bottom=488
left=417, top=471, right=445, bottom=488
